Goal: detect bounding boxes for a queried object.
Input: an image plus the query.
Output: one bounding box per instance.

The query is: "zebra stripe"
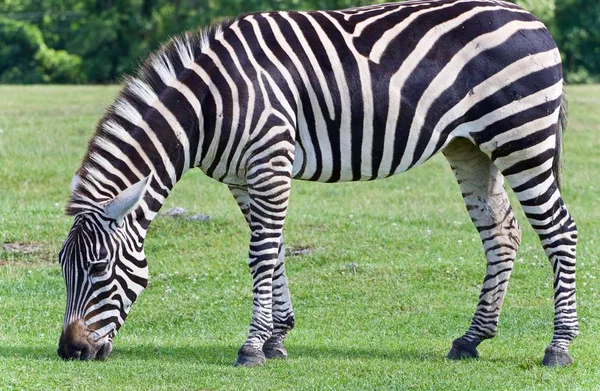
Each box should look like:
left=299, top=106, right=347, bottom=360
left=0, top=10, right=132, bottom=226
left=58, top=0, right=578, bottom=367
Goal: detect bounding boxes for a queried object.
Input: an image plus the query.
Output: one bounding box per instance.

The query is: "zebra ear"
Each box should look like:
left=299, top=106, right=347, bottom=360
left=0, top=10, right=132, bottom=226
left=103, top=175, right=152, bottom=225
left=70, top=174, right=81, bottom=194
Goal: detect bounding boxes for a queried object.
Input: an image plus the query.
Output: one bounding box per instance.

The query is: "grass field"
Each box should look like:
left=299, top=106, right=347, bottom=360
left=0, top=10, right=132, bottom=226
left=0, top=85, right=599, bottom=390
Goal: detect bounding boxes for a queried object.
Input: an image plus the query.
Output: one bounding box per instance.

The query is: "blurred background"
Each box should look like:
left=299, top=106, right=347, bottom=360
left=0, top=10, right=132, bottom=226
left=0, top=0, right=598, bottom=85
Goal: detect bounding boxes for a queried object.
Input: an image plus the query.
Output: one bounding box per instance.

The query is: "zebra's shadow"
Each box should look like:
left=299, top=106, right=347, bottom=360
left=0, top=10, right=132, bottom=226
left=112, top=344, right=445, bottom=364
left=0, top=343, right=455, bottom=365
left=0, top=343, right=526, bottom=366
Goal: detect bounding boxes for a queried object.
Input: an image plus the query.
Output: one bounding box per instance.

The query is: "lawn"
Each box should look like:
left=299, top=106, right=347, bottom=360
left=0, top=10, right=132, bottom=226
left=0, top=85, right=599, bottom=390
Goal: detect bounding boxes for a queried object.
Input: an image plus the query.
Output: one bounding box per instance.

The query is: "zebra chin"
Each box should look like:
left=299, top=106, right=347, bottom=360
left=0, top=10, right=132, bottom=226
left=57, top=320, right=114, bottom=361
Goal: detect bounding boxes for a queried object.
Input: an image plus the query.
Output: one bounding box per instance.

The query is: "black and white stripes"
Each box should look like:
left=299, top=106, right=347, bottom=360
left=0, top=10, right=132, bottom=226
left=58, top=0, right=578, bottom=367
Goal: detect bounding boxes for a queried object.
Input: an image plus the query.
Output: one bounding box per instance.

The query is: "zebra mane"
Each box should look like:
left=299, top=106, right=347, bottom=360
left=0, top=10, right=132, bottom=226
left=66, top=19, right=234, bottom=216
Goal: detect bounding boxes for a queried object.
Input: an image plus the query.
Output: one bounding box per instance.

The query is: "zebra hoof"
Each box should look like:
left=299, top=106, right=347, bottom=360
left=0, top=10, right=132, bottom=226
left=542, top=346, right=573, bottom=367
left=233, top=346, right=266, bottom=367
left=447, top=338, right=479, bottom=360
left=263, top=336, right=288, bottom=359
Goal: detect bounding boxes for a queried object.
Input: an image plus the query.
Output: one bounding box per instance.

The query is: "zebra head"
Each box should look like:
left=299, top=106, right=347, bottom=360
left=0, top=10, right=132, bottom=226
left=57, top=175, right=151, bottom=360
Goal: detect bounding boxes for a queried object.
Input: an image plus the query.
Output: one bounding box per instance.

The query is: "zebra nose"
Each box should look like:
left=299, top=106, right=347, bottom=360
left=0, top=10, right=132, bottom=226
left=57, top=338, right=93, bottom=360
left=57, top=321, right=95, bottom=360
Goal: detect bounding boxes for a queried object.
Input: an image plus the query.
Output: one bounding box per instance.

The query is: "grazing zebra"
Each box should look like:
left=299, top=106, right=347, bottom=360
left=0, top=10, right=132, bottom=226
left=57, top=0, right=578, bottom=367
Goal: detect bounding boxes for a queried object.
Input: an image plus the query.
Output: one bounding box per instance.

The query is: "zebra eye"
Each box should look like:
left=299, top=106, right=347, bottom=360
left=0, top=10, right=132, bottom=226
left=89, top=261, right=109, bottom=275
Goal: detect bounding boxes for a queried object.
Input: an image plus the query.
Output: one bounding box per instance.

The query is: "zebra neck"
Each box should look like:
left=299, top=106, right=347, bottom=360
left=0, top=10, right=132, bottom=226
left=69, top=30, right=237, bottom=227
left=71, top=94, right=200, bottom=230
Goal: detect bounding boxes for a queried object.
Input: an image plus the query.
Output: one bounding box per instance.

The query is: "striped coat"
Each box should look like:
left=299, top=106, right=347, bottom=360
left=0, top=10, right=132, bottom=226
left=58, top=0, right=578, bottom=368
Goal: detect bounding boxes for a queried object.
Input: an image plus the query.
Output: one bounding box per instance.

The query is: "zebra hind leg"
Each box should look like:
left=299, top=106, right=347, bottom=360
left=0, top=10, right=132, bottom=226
left=493, top=144, right=578, bottom=367
left=229, top=185, right=295, bottom=361
left=442, top=138, right=521, bottom=361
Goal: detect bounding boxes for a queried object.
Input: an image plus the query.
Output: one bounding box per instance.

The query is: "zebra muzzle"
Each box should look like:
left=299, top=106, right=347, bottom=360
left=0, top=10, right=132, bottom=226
left=57, top=320, right=112, bottom=361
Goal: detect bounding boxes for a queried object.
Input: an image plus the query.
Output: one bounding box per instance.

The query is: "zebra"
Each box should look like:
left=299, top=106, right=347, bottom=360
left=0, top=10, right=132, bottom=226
left=57, top=0, right=578, bottom=367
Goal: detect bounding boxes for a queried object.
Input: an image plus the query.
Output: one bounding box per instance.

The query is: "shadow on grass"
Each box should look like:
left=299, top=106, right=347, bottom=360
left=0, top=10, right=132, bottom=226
left=0, top=344, right=234, bottom=365
left=0, top=345, right=58, bottom=360
left=290, top=344, right=445, bottom=363
left=0, top=343, right=466, bottom=366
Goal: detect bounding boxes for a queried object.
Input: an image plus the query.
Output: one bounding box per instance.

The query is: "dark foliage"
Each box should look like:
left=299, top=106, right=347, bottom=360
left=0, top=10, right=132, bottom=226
left=0, top=0, right=598, bottom=83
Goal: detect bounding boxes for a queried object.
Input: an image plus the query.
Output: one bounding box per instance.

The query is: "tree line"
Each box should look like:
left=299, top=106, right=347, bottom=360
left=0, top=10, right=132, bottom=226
left=1, top=0, right=598, bottom=84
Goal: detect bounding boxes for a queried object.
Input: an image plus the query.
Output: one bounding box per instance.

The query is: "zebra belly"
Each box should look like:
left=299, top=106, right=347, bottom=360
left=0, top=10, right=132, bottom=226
left=290, top=117, right=437, bottom=183
left=290, top=129, right=459, bottom=183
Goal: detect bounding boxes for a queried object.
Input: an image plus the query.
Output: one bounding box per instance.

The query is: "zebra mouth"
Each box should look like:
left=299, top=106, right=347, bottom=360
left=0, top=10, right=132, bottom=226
left=57, top=320, right=114, bottom=361
left=94, top=340, right=113, bottom=360
left=57, top=338, right=113, bottom=361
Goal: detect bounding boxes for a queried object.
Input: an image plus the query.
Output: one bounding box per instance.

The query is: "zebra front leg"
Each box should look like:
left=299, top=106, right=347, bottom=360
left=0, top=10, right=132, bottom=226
left=443, top=139, right=521, bottom=360
left=229, top=185, right=295, bottom=361
left=233, top=159, right=293, bottom=367
left=262, top=238, right=295, bottom=359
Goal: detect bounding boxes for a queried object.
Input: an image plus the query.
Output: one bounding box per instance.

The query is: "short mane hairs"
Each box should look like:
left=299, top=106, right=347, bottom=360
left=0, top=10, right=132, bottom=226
left=66, top=18, right=235, bottom=217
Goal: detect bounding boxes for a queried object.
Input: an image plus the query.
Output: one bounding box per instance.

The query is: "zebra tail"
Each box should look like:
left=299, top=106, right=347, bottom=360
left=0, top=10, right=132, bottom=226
left=554, top=90, right=568, bottom=191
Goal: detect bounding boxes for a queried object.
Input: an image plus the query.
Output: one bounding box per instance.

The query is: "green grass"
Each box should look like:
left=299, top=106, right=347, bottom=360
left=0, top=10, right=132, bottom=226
left=1, top=85, right=599, bottom=390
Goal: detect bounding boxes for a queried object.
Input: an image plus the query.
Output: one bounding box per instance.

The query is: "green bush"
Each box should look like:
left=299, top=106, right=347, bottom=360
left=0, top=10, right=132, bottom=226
left=0, top=17, right=83, bottom=84
left=1, top=0, right=600, bottom=84
left=0, top=17, right=45, bottom=83
left=37, top=46, right=84, bottom=83
left=555, top=0, right=600, bottom=84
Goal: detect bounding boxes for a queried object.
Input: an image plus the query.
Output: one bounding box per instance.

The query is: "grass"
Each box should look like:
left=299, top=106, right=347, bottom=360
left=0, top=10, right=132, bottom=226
left=0, top=85, right=599, bottom=390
